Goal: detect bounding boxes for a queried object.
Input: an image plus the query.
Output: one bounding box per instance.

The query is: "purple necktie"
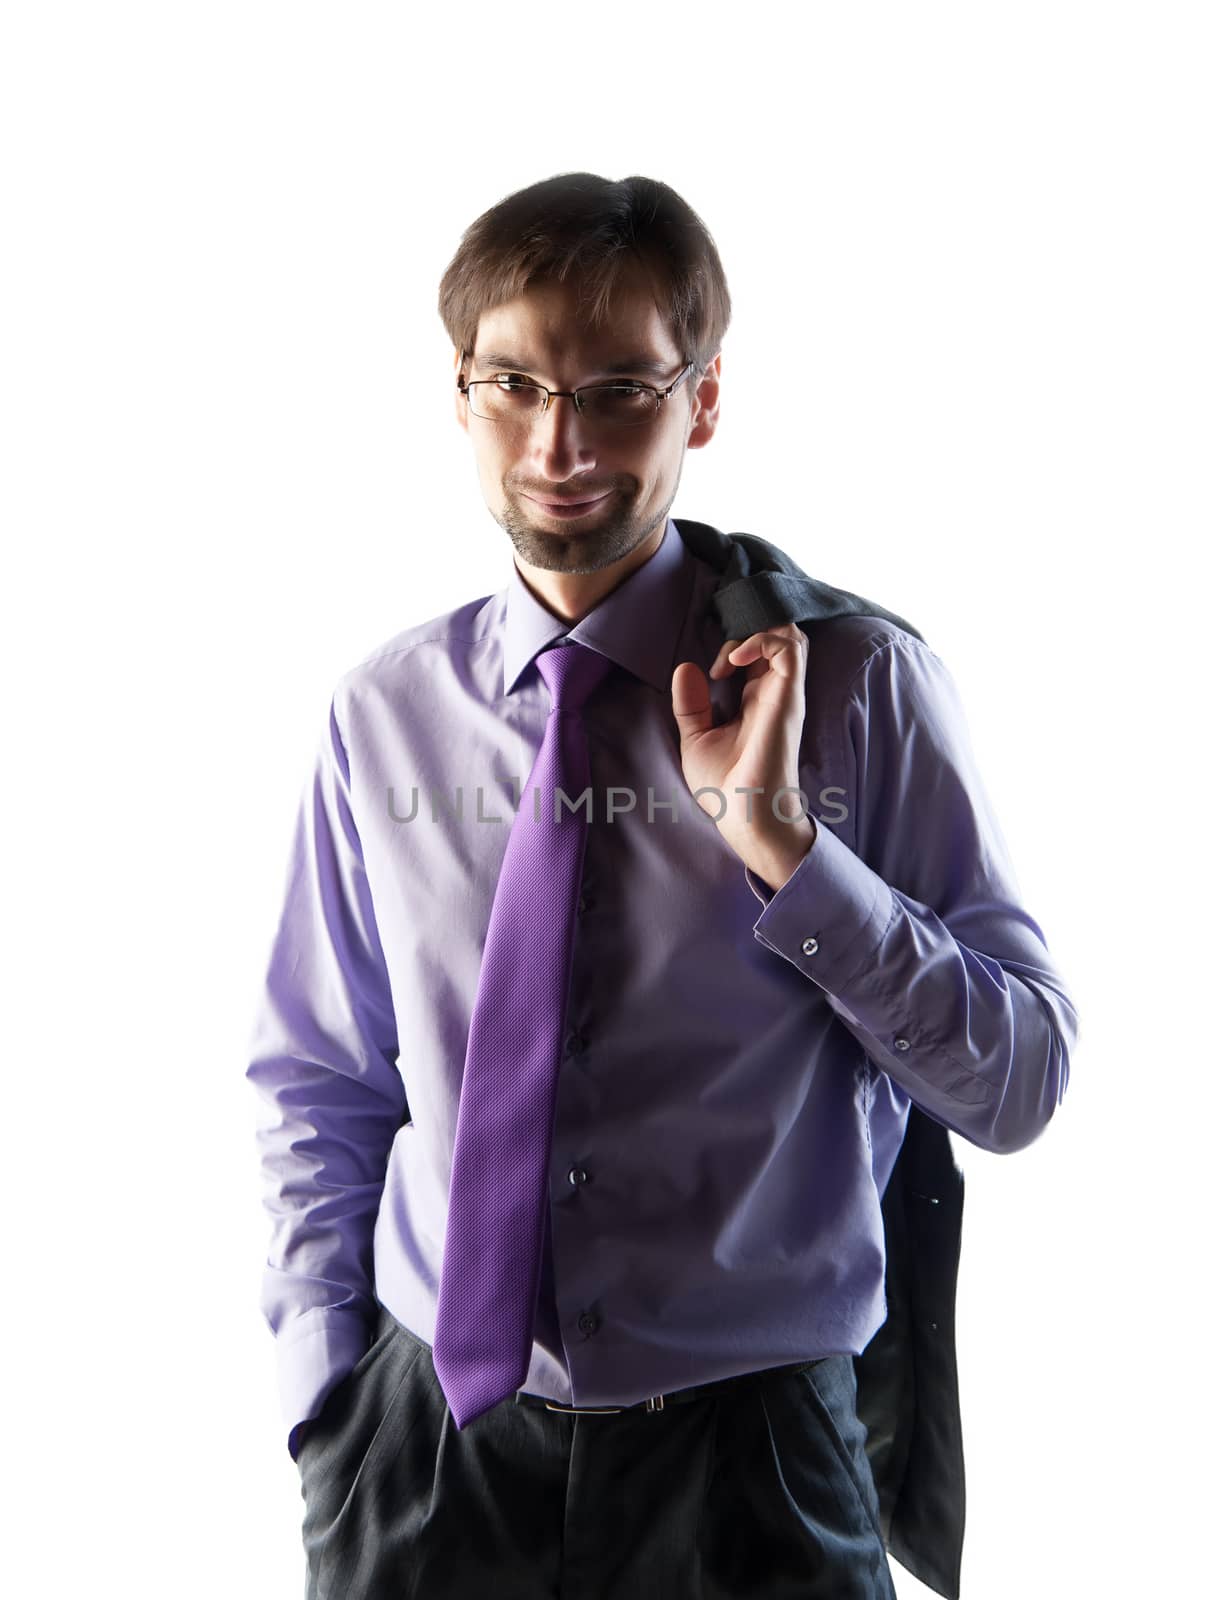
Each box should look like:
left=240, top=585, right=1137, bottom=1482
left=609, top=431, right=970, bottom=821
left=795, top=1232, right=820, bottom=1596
left=433, top=639, right=613, bottom=1430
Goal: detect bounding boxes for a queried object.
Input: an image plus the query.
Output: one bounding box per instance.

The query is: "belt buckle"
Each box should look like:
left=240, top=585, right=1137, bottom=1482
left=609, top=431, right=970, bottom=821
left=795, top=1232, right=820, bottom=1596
left=544, top=1395, right=666, bottom=1414
left=543, top=1400, right=624, bottom=1414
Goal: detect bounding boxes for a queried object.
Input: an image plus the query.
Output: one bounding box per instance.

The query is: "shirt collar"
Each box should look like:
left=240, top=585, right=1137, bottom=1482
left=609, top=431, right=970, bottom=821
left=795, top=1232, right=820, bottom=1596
left=501, top=516, right=697, bottom=698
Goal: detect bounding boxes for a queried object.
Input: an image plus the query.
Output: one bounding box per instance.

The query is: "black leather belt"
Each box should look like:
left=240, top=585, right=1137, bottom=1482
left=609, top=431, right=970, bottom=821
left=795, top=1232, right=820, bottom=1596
left=515, top=1354, right=831, bottom=1415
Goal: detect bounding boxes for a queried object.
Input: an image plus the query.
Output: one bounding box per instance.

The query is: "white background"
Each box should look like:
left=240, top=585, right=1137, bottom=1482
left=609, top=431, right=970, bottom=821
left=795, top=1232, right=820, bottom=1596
left=3, top=3, right=1222, bottom=1595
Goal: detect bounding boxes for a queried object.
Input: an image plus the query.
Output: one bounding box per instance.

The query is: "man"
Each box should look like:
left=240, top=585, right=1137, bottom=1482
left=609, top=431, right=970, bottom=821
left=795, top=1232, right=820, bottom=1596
left=246, top=173, right=1077, bottom=1599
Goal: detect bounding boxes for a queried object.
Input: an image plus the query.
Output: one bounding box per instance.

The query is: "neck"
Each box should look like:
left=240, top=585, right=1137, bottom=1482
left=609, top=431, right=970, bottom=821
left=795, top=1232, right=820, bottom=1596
left=514, top=518, right=667, bottom=625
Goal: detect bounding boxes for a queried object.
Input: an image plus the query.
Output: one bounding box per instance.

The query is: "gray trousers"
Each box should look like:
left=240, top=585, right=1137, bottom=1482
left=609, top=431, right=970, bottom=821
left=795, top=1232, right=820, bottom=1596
left=296, top=1301, right=897, bottom=1599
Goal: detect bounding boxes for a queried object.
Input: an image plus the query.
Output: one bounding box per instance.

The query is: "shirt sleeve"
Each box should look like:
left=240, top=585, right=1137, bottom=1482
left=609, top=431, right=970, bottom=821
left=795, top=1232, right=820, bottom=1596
left=744, top=635, right=1078, bottom=1155
left=245, top=689, right=408, bottom=1461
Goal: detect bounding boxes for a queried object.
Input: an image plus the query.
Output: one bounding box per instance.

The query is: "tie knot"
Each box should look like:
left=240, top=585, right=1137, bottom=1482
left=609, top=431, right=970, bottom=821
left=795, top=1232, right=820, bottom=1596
left=535, top=640, right=613, bottom=713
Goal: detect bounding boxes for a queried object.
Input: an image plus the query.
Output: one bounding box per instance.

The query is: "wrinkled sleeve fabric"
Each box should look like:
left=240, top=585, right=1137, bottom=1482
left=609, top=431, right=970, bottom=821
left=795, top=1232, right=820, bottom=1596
left=745, top=634, right=1078, bottom=1154
left=245, top=689, right=408, bottom=1461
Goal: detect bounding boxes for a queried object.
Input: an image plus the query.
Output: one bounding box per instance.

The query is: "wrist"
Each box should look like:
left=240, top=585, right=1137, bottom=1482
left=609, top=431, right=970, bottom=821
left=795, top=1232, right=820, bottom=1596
left=729, top=814, right=818, bottom=892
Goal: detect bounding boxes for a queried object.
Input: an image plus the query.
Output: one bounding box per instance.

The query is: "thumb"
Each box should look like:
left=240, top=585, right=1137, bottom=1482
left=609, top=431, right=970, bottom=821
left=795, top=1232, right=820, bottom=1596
left=671, top=661, right=712, bottom=748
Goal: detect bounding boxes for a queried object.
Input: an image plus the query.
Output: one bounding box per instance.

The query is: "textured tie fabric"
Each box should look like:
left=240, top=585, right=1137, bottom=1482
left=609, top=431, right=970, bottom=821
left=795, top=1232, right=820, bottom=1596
left=433, top=639, right=613, bottom=1430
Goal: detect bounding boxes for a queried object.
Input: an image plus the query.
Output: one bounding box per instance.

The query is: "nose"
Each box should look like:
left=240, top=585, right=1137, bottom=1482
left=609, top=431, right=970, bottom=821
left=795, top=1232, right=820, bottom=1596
left=530, top=391, right=598, bottom=481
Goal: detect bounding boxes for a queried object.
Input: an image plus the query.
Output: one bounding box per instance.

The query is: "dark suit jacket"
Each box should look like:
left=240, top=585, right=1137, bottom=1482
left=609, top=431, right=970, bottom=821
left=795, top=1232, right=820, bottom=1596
left=674, top=516, right=967, bottom=1600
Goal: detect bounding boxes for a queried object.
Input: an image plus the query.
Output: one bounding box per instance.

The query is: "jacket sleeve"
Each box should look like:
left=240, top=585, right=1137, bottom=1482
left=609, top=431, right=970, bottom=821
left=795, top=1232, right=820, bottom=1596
left=245, top=689, right=408, bottom=1461
left=744, top=634, right=1078, bottom=1154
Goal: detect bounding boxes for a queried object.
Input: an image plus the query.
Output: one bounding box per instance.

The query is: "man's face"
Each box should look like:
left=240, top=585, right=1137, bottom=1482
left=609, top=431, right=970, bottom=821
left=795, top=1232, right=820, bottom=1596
left=454, top=269, right=719, bottom=577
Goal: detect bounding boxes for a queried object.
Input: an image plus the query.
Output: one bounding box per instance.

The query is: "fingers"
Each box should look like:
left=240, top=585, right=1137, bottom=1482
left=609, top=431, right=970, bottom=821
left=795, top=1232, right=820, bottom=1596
left=710, top=624, right=807, bottom=679
left=708, top=637, right=741, bottom=677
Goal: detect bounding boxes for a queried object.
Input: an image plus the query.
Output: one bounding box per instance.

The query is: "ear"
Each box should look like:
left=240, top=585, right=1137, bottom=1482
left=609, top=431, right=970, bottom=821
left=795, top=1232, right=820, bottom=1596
left=686, top=353, right=721, bottom=451
left=453, top=348, right=470, bottom=436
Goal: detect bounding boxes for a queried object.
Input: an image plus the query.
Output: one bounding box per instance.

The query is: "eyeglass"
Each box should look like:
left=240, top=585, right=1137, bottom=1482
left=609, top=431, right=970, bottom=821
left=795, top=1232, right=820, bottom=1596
left=457, top=358, right=694, bottom=428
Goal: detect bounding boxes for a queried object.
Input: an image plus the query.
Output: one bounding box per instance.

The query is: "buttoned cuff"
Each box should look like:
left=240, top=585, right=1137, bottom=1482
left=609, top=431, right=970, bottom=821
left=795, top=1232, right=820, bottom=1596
left=744, top=812, right=896, bottom=994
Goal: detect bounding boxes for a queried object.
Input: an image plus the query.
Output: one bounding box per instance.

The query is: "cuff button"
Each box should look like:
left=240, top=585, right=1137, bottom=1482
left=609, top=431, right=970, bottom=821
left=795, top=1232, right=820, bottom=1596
left=800, top=936, right=820, bottom=956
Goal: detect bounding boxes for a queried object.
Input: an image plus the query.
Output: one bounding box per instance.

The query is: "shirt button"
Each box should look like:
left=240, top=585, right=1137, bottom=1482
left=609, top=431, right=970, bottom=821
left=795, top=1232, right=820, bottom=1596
left=800, top=935, right=821, bottom=956
left=577, top=1310, right=600, bottom=1336
left=563, top=1031, right=588, bottom=1058
left=577, top=894, right=590, bottom=914
left=568, top=1166, right=590, bottom=1186
left=893, top=1037, right=911, bottom=1052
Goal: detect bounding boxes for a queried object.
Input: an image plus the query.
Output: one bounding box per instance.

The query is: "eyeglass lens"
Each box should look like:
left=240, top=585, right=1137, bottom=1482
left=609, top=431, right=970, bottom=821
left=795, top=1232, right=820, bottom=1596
left=467, top=378, right=659, bottom=426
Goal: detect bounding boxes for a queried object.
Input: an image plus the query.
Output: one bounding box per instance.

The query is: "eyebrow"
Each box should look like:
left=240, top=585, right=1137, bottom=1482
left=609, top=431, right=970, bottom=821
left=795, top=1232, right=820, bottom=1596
left=472, top=350, right=679, bottom=381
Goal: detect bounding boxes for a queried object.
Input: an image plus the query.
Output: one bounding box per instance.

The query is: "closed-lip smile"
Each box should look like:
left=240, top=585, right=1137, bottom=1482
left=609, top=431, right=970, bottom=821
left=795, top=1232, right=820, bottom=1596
left=526, top=491, right=612, bottom=512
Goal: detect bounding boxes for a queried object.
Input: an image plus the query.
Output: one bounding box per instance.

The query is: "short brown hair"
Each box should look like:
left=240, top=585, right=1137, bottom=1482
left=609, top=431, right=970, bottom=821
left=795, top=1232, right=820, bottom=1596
left=437, top=172, right=731, bottom=401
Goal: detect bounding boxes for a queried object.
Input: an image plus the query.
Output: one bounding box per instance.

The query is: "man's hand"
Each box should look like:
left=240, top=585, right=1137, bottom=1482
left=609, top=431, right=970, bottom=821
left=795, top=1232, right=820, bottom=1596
left=671, top=623, right=818, bottom=892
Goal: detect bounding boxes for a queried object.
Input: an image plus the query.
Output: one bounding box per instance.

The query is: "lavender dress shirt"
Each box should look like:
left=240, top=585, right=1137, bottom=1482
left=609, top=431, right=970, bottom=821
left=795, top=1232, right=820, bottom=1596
left=245, top=515, right=1078, bottom=1461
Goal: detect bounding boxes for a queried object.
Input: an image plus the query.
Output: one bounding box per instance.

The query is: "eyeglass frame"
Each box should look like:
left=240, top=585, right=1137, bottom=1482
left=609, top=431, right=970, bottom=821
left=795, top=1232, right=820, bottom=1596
left=456, top=356, right=696, bottom=426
